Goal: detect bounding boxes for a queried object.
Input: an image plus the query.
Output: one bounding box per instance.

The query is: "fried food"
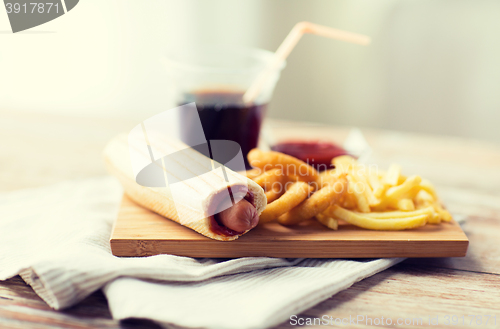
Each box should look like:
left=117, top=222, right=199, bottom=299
left=248, top=149, right=319, bottom=183
left=325, top=205, right=428, bottom=230
left=360, top=207, right=434, bottom=219
left=253, top=168, right=286, bottom=190
left=385, top=175, right=422, bottom=199
left=259, top=182, right=312, bottom=223
left=397, top=198, right=415, bottom=211
left=277, top=175, right=347, bottom=225
left=316, top=213, right=338, bottom=230
left=325, top=156, right=452, bottom=229
left=265, top=185, right=285, bottom=203
left=384, top=164, right=401, bottom=186
left=346, top=174, right=371, bottom=213
left=247, top=149, right=451, bottom=232
left=240, top=169, right=261, bottom=180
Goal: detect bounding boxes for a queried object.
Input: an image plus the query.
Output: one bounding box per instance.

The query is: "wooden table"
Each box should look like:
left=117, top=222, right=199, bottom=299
left=1, top=109, right=499, bottom=329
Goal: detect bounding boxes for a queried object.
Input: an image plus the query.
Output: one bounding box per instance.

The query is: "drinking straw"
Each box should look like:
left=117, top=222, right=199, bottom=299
left=243, top=21, right=371, bottom=104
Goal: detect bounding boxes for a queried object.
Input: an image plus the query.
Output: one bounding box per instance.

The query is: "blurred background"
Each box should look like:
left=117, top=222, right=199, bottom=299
left=1, top=0, right=499, bottom=143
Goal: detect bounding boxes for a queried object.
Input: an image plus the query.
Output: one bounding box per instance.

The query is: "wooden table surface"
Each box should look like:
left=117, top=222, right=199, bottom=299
left=1, top=109, right=499, bottom=329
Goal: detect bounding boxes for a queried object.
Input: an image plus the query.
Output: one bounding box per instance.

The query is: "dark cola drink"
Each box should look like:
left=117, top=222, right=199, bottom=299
left=179, top=90, right=267, bottom=169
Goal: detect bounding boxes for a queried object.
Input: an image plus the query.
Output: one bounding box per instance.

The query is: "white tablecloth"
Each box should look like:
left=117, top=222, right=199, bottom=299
left=0, top=177, right=403, bottom=329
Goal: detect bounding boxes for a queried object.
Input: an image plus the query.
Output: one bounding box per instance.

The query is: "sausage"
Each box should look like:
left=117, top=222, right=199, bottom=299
left=217, top=198, right=259, bottom=233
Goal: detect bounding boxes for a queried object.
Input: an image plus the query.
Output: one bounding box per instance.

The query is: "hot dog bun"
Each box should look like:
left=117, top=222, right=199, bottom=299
left=104, top=134, right=266, bottom=241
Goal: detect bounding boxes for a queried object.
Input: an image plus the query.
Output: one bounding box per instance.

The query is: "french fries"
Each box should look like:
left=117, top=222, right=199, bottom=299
left=316, top=213, right=338, bottom=230
left=360, top=206, right=434, bottom=219
left=347, top=175, right=371, bottom=213
left=322, top=155, right=452, bottom=229
left=385, top=175, right=422, bottom=199
left=397, top=199, right=415, bottom=211
left=325, top=205, right=428, bottom=231
left=246, top=149, right=452, bottom=231
left=384, top=164, right=401, bottom=186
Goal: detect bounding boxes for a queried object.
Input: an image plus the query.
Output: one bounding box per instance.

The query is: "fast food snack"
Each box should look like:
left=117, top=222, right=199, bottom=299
left=241, top=168, right=261, bottom=180
left=320, top=155, right=452, bottom=230
left=104, top=134, right=267, bottom=241
left=248, top=149, right=452, bottom=232
left=277, top=177, right=347, bottom=225
left=315, top=213, right=338, bottom=230
left=246, top=148, right=347, bottom=225
left=253, top=168, right=287, bottom=190
left=324, top=205, right=428, bottom=230
left=259, top=182, right=312, bottom=223
left=265, top=186, right=285, bottom=203
left=248, top=149, right=319, bottom=183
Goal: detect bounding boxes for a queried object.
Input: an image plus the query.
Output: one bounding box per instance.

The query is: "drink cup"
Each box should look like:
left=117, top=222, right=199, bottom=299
left=162, top=46, right=285, bottom=168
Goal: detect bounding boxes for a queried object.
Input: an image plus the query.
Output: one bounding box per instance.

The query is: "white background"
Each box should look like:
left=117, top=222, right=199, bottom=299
left=1, top=0, right=499, bottom=143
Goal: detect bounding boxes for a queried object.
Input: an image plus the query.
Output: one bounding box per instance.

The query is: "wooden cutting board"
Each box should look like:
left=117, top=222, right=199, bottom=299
left=110, top=196, right=469, bottom=258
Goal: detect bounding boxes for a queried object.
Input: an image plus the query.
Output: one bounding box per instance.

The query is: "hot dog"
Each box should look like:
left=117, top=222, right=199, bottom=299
left=217, top=198, right=259, bottom=233
left=104, top=134, right=267, bottom=241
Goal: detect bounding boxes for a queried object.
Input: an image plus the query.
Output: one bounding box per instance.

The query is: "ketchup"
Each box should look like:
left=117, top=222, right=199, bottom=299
left=271, top=141, right=349, bottom=171
left=210, top=216, right=242, bottom=236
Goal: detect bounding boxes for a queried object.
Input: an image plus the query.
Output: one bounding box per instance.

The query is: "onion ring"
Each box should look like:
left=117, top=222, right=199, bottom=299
left=253, top=168, right=286, bottom=191
left=248, top=149, right=319, bottom=183
left=259, top=182, right=312, bottom=223
left=277, top=175, right=347, bottom=225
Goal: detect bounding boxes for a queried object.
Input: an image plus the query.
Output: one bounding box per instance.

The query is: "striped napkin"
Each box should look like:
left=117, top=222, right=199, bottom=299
left=0, top=177, right=402, bottom=329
